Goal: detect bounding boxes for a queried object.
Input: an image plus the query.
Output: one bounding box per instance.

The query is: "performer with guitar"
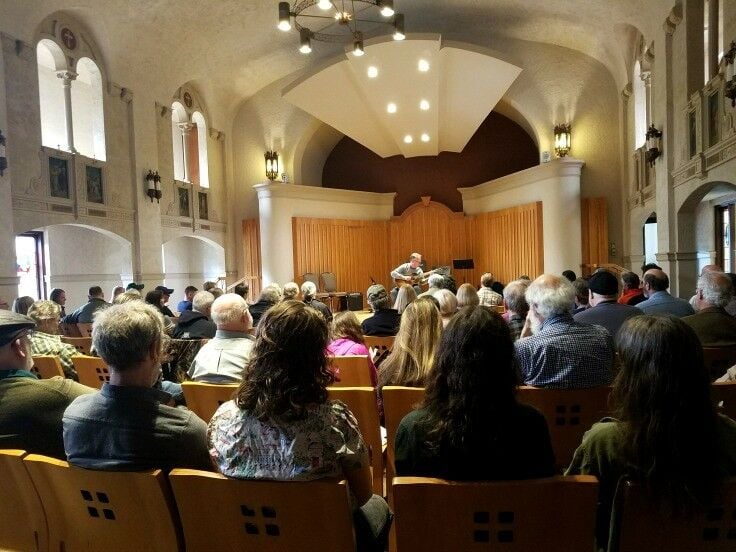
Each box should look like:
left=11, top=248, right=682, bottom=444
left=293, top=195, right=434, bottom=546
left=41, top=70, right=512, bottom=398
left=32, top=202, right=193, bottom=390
left=390, top=252, right=424, bottom=301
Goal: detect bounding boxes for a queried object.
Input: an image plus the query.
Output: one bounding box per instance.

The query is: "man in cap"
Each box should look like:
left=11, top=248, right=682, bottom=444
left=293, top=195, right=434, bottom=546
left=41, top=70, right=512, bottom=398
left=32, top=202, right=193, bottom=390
left=361, top=284, right=401, bottom=336
left=155, top=285, right=176, bottom=317
left=573, top=270, right=642, bottom=342
left=126, top=282, right=145, bottom=292
left=0, top=311, right=93, bottom=458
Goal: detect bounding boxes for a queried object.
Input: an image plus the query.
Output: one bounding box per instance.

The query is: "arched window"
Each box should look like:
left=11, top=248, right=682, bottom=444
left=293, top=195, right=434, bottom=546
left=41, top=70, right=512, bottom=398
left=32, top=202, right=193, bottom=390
left=171, top=102, right=188, bottom=182
left=36, top=40, right=67, bottom=151
left=71, top=58, right=106, bottom=160
left=192, top=111, right=209, bottom=188
left=633, top=61, right=646, bottom=150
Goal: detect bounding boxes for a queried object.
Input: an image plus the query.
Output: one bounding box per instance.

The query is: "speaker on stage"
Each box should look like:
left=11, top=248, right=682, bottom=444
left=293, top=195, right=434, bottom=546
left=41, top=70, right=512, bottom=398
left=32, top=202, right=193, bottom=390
left=346, top=292, right=363, bottom=311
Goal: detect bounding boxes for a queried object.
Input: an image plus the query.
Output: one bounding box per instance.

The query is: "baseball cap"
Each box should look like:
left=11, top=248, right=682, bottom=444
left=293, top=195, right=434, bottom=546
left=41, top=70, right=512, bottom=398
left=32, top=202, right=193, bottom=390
left=126, top=283, right=145, bottom=291
left=155, top=285, right=174, bottom=295
left=367, top=284, right=388, bottom=302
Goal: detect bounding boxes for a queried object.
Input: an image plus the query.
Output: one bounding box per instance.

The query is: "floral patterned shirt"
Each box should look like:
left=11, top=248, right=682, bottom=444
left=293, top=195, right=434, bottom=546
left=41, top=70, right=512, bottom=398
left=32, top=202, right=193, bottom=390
left=208, top=399, right=368, bottom=481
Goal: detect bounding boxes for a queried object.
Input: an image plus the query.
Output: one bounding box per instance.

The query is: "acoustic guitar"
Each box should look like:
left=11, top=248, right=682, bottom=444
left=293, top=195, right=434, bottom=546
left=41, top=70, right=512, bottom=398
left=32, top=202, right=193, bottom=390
left=394, top=265, right=451, bottom=287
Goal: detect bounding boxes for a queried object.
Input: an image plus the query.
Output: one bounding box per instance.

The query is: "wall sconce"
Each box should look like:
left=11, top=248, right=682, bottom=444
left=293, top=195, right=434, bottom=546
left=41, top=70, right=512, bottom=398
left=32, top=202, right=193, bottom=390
left=265, top=151, right=279, bottom=180
left=0, top=129, right=6, bottom=176
left=645, top=124, right=662, bottom=167
left=554, top=124, right=571, bottom=157
left=725, top=41, right=736, bottom=107
left=145, top=170, right=162, bottom=203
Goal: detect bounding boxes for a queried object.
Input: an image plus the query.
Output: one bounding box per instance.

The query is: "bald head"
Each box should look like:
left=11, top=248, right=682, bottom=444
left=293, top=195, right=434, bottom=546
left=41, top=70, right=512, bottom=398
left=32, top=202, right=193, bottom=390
left=701, top=264, right=721, bottom=275
left=210, top=293, right=252, bottom=332
left=643, top=269, right=669, bottom=296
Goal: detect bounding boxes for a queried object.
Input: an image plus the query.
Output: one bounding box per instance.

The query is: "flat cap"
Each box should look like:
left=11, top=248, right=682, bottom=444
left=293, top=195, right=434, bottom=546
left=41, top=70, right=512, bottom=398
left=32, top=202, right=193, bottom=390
left=0, top=311, right=35, bottom=347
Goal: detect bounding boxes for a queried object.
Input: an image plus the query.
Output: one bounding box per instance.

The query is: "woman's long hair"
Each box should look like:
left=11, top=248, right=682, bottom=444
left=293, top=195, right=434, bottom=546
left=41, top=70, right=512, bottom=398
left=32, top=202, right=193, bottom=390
left=393, top=284, right=417, bottom=314
left=613, top=315, right=720, bottom=512
left=236, top=300, right=333, bottom=421
left=421, top=306, right=517, bottom=454
left=330, top=310, right=365, bottom=345
left=378, top=297, right=441, bottom=388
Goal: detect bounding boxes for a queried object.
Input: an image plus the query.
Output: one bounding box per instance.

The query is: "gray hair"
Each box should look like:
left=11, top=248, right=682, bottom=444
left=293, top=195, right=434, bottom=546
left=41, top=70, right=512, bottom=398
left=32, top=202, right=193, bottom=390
left=427, top=273, right=444, bottom=288
left=259, top=285, right=282, bottom=304
left=192, top=291, right=215, bottom=314
left=283, top=282, right=299, bottom=300
left=698, top=271, right=733, bottom=308
left=434, top=289, right=458, bottom=317
left=526, top=274, right=576, bottom=319
left=27, top=300, right=61, bottom=322
left=113, top=291, right=143, bottom=305
left=503, top=279, right=529, bottom=315
left=301, top=281, right=317, bottom=301
left=211, top=293, right=250, bottom=325
left=92, top=302, right=165, bottom=371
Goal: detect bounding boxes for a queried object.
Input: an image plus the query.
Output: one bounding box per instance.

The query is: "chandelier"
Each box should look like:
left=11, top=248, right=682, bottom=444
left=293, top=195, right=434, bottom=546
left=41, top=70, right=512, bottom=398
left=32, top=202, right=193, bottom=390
left=277, top=1, right=405, bottom=56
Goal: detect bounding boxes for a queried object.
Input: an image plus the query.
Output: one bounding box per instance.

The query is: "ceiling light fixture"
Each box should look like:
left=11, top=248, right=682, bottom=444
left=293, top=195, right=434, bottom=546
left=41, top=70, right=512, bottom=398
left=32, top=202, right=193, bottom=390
left=419, top=99, right=430, bottom=110
left=418, top=59, right=429, bottom=72
left=421, top=133, right=430, bottom=142
left=404, top=134, right=413, bottom=143
left=387, top=102, right=397, bottom=113
left=367, top=66, right=379, bottom=78
left=277, top=1, right=406, bottom=55
left=299, top=29, right=312, bottom=54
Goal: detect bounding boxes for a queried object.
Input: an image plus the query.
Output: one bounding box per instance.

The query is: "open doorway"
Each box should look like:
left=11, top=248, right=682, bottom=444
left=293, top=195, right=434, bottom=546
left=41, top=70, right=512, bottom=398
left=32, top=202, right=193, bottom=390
left=715, top=203, right=734, bottom=272
left=15, top=232, right=46, bottom=300
left=643, top=213, right=658, bottom=266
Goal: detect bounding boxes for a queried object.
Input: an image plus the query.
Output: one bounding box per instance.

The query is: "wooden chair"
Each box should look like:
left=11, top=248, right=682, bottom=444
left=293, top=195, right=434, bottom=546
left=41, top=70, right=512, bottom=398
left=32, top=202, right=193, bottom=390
left=320, top=271, right=347, bottom=312
left=382, top=386, right=425, bottom=491
left=703, top=346, right=736, bottom=380
left=72, top=355, right=110, bottom=389
left=712, top=381, right=736, bottom=420
left=327, top=387, right=384, bottom=496
left=609, top=478, right=736, bottom=552
left=76, top=323, right=93, bottom=338
left=169, top=469, right=355, bottom=552
left=180, top=382, right=238, bottom=422
left=363, top=335, right=395, bottom=367
left=32, top=355, right=65, bottom=379
left=517, top=386, right=612, bottom=471
left=329, top=355, right=373, bottom=387
left=392, top=475, right=598, bottom=552
left=61, top=336, right=92, bottom=356
left=60, top=322, right=82, bottom=337
left=493, top=304, right=506, bottom=314
left=0, top=450, right=48, bottom=552
left=23, top=454, right=182, bottom=552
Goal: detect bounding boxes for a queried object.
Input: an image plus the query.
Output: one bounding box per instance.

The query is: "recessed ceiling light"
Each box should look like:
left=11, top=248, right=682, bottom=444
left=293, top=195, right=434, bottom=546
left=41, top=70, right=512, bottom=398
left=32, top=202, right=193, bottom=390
left=367, top=66, right=378, bottom=78
left=318, top=0, right=332, bottom=9
left=387, top=103, right=397, bottom=113
left=404, top=134, right=413, bottom=143
left=421, top=133, right=430, bottom=142
left=418, top=59, right=430, bottom=72
left=419, top=99, right=430, bottom=110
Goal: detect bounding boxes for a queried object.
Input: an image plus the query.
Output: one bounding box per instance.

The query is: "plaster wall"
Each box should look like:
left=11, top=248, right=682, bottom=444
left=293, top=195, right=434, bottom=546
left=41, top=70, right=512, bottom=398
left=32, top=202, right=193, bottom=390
left=162, top=237, right=225, bottom=303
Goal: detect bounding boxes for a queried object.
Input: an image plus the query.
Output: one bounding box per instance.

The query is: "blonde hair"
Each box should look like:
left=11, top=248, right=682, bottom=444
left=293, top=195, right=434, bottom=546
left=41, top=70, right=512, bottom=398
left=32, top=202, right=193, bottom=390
left=378, top=298, right=441, bottom=389
left=434, top=289, right=458, bottom=317
left=113, top=291, right=143, bottom=305
left=456, top=283, right=480, bottom=308
left=27, top=300, right=61, bottom=322
left=393, top=284, right=417, bottom=314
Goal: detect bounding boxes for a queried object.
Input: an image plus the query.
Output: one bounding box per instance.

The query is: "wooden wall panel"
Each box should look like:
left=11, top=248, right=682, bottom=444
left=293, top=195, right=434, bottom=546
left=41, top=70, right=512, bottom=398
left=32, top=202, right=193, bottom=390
left=241, top=218, right=262, bottom=301
left=581, top=198, right=609, bottom=271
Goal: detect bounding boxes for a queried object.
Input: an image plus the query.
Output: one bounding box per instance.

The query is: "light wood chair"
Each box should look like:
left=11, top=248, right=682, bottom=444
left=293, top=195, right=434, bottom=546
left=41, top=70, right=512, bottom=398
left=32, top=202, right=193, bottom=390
left=363, top=335, right=395, bottom=366
left=72, top=355, right=110, bottom=389
left=517, top=386, right=612, bottom=471
left=327, top=386, right=384, bottom=496
left=23, top=454, right=182, bottom=552
left=32, top=355, right=65, bottom=379
left=60, top=322, right=82, bottom=337
left=76, top=323, right=93, bottom=338
left=169, top=468, right=354, bottom=552
left=703, top=346, right=736, bottom=380
left=609, top=478, right=736, bottom=552
left=180, top=382, right=238, bottom=422
left=61, top=336, right=92, bottom=356
left=711, top=381, right=736, bottom=420
left=329, top=355, right=373, bottom=387
left=0, top=450, right=48, bottom=552
left=382, top=386, right=426, bottom=491
left=392, top=475, right=598, bottom=552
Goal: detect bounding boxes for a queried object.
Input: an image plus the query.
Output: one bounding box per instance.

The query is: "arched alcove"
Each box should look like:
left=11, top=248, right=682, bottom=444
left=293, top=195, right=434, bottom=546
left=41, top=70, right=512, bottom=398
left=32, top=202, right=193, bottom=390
left=36, top=39, right=68, bottom=151
left=192, top=111, right=209, bottom=188
left=162, top=236, right=225, bottom=298
left=643, top=212, right=657, bottom=266
left=71, top=57, right=106, bottom=160
left=172, top=102, right=188, bottom=181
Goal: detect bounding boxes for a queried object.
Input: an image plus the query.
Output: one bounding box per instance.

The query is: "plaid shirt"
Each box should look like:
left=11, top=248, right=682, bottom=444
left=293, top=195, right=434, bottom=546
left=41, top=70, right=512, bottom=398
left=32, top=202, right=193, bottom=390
left=30, top=331, right=79, bottom=378
left=478, top=287, right=503, bottom=307
left=514, top=313, right=614, bottom=388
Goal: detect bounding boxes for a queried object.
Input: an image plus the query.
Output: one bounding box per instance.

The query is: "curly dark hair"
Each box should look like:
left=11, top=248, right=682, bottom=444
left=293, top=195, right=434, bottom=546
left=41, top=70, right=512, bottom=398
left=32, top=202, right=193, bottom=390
left=421, top=306, right=517, bottom=455
left=613, top=315, right=720, bottom=513
left=236, top=300, right=333, bottom=421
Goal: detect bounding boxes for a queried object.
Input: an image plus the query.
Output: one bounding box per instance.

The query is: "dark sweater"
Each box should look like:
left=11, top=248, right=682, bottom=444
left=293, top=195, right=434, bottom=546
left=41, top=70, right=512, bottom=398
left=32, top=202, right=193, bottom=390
left=173, top=310, right=216, bottom=339
left=361, top=309, right=401, bottom=336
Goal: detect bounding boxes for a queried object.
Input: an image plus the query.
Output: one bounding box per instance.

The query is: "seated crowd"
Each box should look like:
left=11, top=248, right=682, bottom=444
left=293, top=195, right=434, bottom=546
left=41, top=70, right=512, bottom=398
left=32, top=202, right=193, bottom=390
left=2, top=262, right=736, bottom=550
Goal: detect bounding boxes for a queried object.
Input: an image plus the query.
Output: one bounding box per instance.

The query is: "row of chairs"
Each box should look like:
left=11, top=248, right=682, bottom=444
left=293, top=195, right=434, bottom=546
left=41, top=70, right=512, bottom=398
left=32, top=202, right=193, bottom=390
left=32, top=355, right=110, bottom=389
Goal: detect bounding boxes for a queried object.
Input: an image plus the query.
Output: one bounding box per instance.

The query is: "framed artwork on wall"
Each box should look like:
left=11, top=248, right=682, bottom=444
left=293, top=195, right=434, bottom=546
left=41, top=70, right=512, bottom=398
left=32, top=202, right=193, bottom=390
left=49, top=156, right=69, bottom=198
left=86, top=165, right=104, bottom=204
left=178, top=187, right=190, bottom=217
left=198, top=191, right=208, bottom=220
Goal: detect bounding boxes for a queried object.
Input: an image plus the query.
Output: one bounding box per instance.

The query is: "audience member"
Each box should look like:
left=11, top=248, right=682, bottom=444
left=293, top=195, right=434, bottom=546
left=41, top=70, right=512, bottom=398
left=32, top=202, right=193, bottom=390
left=456, top=283, right=480, bottom=309
left=145, top=290, right=176, bottom=335
left=173, top=291, right=216, bottom=339
left=502, top=279, right=530, bottom=341
left=0, top=311, right=93, bottom=458
left=518, top=275, right=531, bottom=281
left=393, top=284, right=417, bottom=315
left=27, top=300, right=79, bottom=379
left=326, top=311, right=377, bottom=387
left=395, top=306, right=555, bottom=480
left=571, top=278, right=589, bottom=314
left=641, top=262, right=662, bottom=274
left=362, top=284, right=400, bottom=336
left=515, top=274, right=613, bottom=388
left=683, top=271, right=736, bottom=346
left=636, top=269, right=695, bottom=317
left=208, top=300, right=391, bottom=550
left=418, top=273, right=444, bottom=297
left=566, top=315, right=736, bottom=549
left=63, top=302, right=211, bottom=471
left=113, top=290, right=142, bottom=304
left=562, top=270, right=577, bottom=282
left=574, top=270, right=642, bottom=341
left=203, top=281, right=216, bottom=292
left=11, top=296, right=34, bottom=316
left=126, top=282, right=144, bottom=292
left=478, top=273, right=503, bottom=306
left=233, top=283, right=249, bottom=301
left=434, top=289, right=458, bottom=328
left=249, top=285, right=281, bottom=327
left=210, top=288, right=223, bottom=299
left=437, top=274, right=458, bottom=294
left=188, top=293, right=255, bottom=383
left=177, top=285, right=198, bottom=312
left=154, top=285, right=176, bottom=316
left=62, top=286, right=110, bottom=324
left=110, top=286, right=124, bottom=302
left=618, top=271, right=645, bottom=306
left=688, top=265, right=722, bottom=309
left=50, top=288, right=67, bottom=317
left=282, top=281, right=300, bottom=300
left=302, top=281, right=332, bottom=323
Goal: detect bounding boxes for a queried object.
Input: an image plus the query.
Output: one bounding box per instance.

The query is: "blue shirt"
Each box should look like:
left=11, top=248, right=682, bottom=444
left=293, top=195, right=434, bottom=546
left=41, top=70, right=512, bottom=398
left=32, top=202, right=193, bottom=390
left=636, top=291, right=695, bottom=317
left=177, top=300, right=193, bottom=313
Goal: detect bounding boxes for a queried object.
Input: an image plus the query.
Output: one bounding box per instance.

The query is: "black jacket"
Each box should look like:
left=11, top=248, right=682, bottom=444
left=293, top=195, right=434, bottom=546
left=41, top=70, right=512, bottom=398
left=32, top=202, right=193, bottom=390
left=361, top=308, right=401, bottom=336
left=173, top=310, right=216, bottom=339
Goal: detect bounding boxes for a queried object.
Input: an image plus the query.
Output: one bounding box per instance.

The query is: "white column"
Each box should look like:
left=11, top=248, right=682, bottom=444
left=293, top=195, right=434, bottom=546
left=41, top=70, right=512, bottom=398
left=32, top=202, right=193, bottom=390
left=56, top=70, right=77, bottom=153
left=177, top=122, right=194, bottom=182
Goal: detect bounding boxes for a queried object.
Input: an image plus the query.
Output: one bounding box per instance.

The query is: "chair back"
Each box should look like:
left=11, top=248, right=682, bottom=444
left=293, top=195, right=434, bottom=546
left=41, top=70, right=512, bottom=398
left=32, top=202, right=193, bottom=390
left=60, top=322, right=82, bottom=337
left=32, top=355, right=65, bottom=379
left=76, top=323, right=93, bottom=338
left=72, top=355, right=110, bottom=389
left=516, top=386, right=611, bottom=471
left=610, top=478, right=736, bottom=552
left=0, top=450, right=48, bottom=552
left=712, top=382, right=736, bottom=420
left=320, top=272, right=338, bottom=293
left=23, top=454, right=181, bottom=552
left=382, top=386, right=426, bottom=482
left=703, top=346, right=736, bottom=380
left=169, top=469, right=354, bottom=551
left=363, top=335, right=395, bottom=366
left=302, top=272, right=319, bottom=290
left=329, top=355, right=373, bottom=387
left=493, top=304, right=505, bottom=313
left=181, top=382, right=238, bottom=422
left=392, top=475, right=598, bottom=552
left=61, top=336, right=92, bottom=356
left=327, top=387, right=384, bottom=496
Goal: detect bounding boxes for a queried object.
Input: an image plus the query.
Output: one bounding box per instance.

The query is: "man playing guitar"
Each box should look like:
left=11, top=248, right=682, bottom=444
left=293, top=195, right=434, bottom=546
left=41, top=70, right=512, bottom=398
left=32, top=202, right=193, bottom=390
left=390, top=252, right=424, bottom=301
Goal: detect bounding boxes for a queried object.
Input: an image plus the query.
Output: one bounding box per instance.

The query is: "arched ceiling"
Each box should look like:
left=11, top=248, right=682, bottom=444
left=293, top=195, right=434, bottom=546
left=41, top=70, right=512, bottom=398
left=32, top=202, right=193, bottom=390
left=0, top=0, right=674, bottom=121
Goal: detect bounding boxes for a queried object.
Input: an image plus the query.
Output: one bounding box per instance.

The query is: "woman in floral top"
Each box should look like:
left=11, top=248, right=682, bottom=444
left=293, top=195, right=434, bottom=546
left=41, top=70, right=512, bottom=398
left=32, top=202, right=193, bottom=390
left=208, top=300, right=391, bottom=548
